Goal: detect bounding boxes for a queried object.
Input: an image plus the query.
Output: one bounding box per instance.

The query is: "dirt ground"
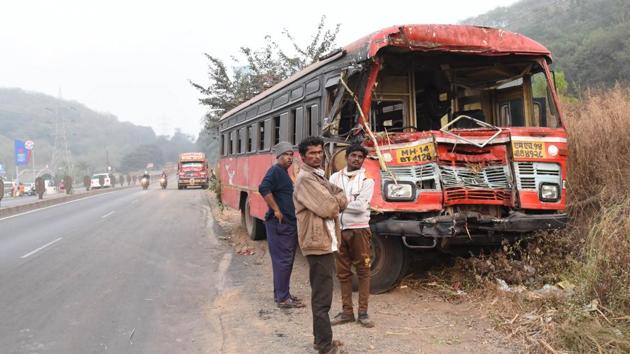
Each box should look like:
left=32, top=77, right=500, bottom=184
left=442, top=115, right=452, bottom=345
left=207, top=200, right=522, bottom=354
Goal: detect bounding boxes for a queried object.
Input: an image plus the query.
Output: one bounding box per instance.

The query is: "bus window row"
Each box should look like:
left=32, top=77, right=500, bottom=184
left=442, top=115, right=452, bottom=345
left=219, top=77, right=320, bottom=131
left=220, top=104, right=320, bottom=156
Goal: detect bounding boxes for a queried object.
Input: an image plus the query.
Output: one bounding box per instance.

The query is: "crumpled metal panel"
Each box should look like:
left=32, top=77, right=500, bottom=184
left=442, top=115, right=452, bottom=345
left=344, top=24, right=552, bottom=63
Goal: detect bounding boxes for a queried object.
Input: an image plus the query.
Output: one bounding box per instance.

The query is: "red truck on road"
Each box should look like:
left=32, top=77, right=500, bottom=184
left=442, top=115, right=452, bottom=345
left=177, top=152, right=209, bottom=190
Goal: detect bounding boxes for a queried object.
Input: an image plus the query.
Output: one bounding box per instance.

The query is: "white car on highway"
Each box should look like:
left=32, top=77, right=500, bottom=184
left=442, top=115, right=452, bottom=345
left=3, top=180, right=16, bottom=197
left=90, top=173, right=112, bottom=189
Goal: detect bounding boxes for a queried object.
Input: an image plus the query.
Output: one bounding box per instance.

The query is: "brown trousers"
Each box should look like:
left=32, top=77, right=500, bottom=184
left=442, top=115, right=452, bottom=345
left=335, top=228, right=371, bottom=314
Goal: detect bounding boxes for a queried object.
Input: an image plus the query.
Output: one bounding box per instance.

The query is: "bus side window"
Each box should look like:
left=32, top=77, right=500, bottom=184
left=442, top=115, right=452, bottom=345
left=264, top=119, right=273, bottom=150
left=273, top=116, right=280, bottom=145
left=291, top=109, right=297, bottom=144
left=220, top=134, right=225, bottom=156
left=531, top=71, right=558, bottom=128
left=309, top=104, right=319, bottom=136
left=295, top=107, right=304, bottom=142
left=304, top=107, right=312, bottom=137
left=279, top=112, right=290, bottom=143
left=257, top=121, right=265, bottom=151
left=241, top=127, right=249, bottom=153
left=237, top=128, right=243, bottom=154
left=247, top=123, right=258, bottom=152
left=231, top=130, right=237, bottom=155
left=248, top=125, right=255, bottom=152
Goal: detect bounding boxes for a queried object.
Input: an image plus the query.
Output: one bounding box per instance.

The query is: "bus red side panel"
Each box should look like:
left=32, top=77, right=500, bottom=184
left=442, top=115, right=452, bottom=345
left=247, top=153, right=276, bottom=220
left=219, top=158, right=240, bottom=210
left=219, top=153, right=276, bottom=220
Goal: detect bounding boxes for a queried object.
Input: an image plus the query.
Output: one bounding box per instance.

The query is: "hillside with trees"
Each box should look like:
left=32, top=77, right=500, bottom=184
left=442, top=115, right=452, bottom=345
left=462, top=0, right=630, bottom=92
left=0, top=88, right=196, bottom=179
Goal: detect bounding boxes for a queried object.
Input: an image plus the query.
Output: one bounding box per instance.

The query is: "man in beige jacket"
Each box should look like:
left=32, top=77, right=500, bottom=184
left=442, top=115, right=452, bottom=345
left=293, top=136, right=347, bottom=354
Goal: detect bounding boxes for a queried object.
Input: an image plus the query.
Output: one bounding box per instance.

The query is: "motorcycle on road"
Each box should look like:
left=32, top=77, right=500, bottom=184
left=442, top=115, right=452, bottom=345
left=141, top=177, right=149, bottom=190
left=159, top=176, right=167, bottom=190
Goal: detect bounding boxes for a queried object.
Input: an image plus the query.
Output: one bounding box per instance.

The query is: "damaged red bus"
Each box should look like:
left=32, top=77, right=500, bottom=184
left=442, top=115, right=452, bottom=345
left=218, top=24, right=568, bottom=293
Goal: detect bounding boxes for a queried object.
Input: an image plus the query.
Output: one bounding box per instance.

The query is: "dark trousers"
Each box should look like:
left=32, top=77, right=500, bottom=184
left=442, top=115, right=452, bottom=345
left=306, top=253, right=335, bottom=353
left=336, top=228, right=372, bottom=314
left=265, top=218, right=298, bottom=303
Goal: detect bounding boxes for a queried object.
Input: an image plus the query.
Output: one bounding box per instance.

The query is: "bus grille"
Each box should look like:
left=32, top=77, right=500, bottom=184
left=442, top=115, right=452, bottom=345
left=439, top=164, right=510, bottom=189
left=384, top=164, right=435, bottom=179
left=515, top=162, right=561, bottom=190
left=381, top=164, right=439, bottom=190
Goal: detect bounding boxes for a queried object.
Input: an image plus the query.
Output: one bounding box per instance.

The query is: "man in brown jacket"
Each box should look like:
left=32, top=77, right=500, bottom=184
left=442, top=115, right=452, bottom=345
left=293, top=136, right=348, bottom=354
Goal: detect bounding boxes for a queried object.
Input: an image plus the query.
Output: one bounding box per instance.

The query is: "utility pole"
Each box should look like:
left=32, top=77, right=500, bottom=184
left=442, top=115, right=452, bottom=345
left=49, top=89, right=73, bottom=177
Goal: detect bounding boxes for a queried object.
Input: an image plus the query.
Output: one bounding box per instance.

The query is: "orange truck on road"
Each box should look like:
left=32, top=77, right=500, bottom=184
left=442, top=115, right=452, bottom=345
left=177, top=152, right=209, bottom=190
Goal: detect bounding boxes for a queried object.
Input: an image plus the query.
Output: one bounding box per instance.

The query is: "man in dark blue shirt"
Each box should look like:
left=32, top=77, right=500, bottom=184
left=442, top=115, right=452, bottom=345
left=258, top=141, right=304, bottom=309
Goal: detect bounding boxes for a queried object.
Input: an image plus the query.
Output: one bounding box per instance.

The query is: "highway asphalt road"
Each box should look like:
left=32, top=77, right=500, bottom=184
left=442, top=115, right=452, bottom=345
left=0, top=182, right=234, bottom=353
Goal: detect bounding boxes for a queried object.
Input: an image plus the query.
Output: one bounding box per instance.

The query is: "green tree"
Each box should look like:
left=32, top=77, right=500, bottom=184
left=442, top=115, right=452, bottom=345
left=533, top=70, right=571, bottom=99
left=462, top=0, right=630, bottom=92
left=120, top=144, right=164, bottom=172
left=191, top=15, right=340, bottom=135
left=157, top=129, right=196, bottom=163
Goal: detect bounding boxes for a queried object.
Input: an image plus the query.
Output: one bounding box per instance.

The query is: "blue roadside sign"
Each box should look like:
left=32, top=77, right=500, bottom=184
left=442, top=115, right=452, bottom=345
left=15, top=139, right=29, bottom=166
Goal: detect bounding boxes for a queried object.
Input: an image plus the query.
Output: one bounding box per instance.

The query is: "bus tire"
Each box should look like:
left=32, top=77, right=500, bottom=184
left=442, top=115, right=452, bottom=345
left=352, top=234, right=408, bottom=294
left=242, top=196, right=266, bottom=241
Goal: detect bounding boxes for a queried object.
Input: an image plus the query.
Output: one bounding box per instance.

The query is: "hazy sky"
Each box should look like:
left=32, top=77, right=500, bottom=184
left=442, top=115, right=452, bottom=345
left=0, top=0, right=518, bottom=138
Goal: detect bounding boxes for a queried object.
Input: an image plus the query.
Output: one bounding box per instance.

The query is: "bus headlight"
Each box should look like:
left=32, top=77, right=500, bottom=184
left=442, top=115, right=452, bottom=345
left=384, top=181, right=415, bottom=201
left=539, top=183, right=559, bottom=202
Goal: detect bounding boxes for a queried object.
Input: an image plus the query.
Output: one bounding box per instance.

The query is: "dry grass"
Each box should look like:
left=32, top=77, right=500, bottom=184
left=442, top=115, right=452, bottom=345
left=561, top=86, right=630, bottom=313
left=524, top=87, right=630, bottom=352
left=564, top=85, right=630, bottom=209
left=208, top=176, right=224, bottom=210
left=417, top=86, right=630, bottom=353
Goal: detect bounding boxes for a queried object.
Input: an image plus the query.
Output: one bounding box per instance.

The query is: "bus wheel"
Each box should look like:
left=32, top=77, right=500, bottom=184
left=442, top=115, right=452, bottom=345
left=242, top=197, right=265, bottom=241
left=353, top=234, right=408, bottom=294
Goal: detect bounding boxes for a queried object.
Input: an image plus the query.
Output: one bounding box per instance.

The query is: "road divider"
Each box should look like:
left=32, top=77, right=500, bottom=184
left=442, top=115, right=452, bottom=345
left=0, top=186, right=134, bottom=220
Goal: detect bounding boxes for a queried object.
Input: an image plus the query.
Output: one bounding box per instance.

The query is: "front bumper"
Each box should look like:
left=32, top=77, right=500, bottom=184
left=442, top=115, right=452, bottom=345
left=372, top=211, right=568, bottom=238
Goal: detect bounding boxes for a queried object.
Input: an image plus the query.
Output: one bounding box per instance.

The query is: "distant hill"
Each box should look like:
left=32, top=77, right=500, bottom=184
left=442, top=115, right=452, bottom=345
left=0, top=88, right=196, bottom=179
left=462, top=0, right=630, bottom=92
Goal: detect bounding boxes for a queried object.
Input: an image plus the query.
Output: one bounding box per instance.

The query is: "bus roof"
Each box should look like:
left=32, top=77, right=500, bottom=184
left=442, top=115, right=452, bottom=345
left=220, top=24, right=551, bottom=121
left=344, top=24, right=551, bottom=61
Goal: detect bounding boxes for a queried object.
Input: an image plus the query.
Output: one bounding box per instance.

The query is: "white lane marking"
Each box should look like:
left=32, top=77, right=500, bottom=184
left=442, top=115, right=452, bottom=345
left=20, top=237, right=63, bottom=259
left=0, top=193, right=114, bottom=222
left=101, top=211, right=115, bottom=218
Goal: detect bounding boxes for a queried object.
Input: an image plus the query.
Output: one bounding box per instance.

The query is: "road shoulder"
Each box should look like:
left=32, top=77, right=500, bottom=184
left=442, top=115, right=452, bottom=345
left=205, top=192, right=520, bottom=353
